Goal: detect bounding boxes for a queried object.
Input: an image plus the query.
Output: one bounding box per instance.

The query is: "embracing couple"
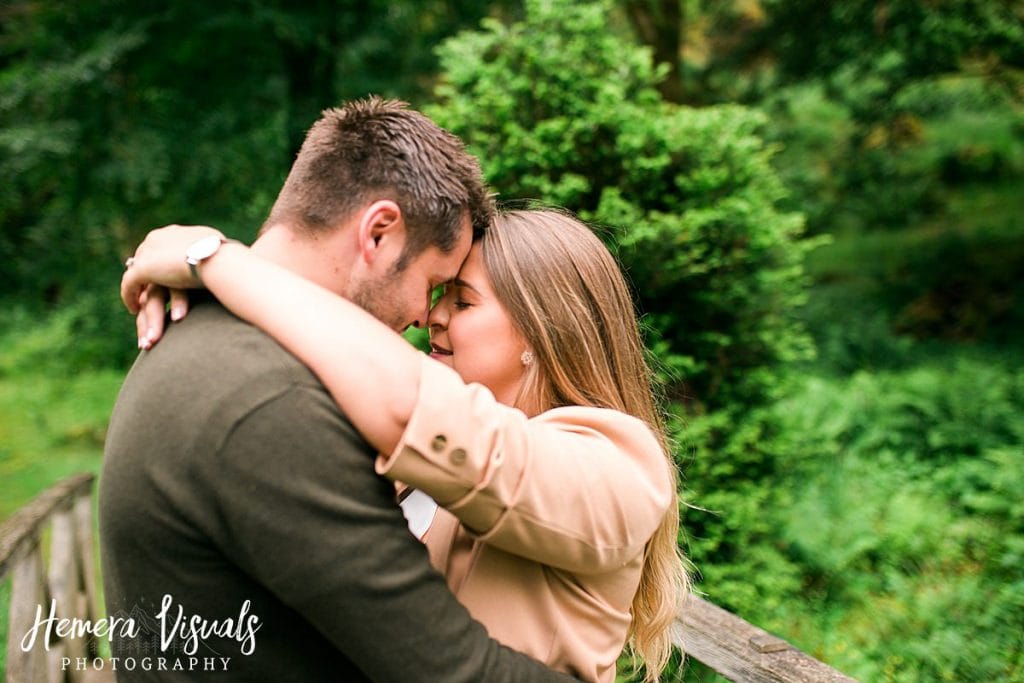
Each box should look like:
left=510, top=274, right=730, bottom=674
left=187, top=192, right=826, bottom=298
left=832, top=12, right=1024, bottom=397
left=100, top=97, right=689, bottom=682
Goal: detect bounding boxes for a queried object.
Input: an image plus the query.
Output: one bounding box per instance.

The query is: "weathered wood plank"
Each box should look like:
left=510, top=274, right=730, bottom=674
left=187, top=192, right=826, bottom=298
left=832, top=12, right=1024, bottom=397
left=6, top=543, right=49, bottom=683
left=2, top=474, right=99, bottom=683
left=674, top=595, right=857, bottom=682
left=73, top=492, right=103, bottom=631
left=0, top=473, right=94, bottom=577
left=48, top=642, right=66, bottom=683
left=50, top=508, right=88, bottom=667
left=7, top=472, right=859, bottom=683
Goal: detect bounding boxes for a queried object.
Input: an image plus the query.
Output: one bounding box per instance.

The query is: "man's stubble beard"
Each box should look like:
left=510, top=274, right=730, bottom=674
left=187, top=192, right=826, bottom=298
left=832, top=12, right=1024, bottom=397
left=348, top=269, right=408, bottom=333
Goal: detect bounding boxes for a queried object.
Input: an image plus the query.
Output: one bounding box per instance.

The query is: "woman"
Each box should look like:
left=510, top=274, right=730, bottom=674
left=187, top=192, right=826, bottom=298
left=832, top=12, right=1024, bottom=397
left=122, top=209, right=689, bottom=682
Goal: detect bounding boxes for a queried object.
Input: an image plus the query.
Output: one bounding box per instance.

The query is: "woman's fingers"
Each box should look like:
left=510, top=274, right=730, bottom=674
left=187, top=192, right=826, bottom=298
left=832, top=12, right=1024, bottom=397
left=137, top=285, right=168, bottom=349
left=122, top=224, right=225, bottom=314
left=122, top=259, right=146, bottom=314
left=135, top=287, right=193, bottom=350
left=168, top=288, right=191, bottom=322
left=123, top=224, right=225, bottom=349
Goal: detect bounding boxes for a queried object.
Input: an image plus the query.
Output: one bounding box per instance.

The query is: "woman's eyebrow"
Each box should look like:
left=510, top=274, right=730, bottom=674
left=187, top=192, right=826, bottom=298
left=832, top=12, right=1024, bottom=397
left=453, top=277, right=481, bottom=294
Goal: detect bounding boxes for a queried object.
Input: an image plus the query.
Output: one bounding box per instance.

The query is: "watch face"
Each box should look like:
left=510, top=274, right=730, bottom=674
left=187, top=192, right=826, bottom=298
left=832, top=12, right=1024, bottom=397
left=186, top=235, right=223, bottom=264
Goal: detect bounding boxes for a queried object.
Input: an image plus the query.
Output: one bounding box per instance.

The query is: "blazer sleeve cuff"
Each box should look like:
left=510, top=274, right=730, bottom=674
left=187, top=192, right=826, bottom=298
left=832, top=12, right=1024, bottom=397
left=375, top=356, right=529, bottom=534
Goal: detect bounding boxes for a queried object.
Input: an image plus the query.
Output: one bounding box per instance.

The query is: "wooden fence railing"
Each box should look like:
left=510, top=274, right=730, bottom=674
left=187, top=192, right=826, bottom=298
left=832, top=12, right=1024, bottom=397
left=0, top=473, right=107, bottom=683
left=673, top=596, right=855, bottom=682
left=2, top=474, right=857, bottom=682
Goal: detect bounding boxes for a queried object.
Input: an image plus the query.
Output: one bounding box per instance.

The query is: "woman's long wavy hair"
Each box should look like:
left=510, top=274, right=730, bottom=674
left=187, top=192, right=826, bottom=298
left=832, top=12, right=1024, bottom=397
left=481, top=208, right=690, bottom=681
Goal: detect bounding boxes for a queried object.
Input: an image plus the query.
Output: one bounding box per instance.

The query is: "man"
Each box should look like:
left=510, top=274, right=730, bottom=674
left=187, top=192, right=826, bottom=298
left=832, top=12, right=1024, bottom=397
left=100, top=98, right=572, bottom=681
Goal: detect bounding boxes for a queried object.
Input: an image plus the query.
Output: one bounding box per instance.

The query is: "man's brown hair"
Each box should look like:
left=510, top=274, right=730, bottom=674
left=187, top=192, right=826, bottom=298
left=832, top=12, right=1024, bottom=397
left=265, top=97, right=493, bottom=266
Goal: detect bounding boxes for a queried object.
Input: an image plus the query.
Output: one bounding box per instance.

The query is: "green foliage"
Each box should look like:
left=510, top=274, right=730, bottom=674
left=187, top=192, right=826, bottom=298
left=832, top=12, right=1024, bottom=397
left=800, top=185, right=1024, bottom=358
left=0, top=0, right=511, bottom=368
left=763, top=356, right=1024, bottom=681
left=2, top=2, right=1022, bottom=680
left=759, top=83, right=855, bottom=231
left=0, top=365, right=120, bottom=519
left=757, top=0, right=1024, bottom=87
left=660, top=348, right=1024, bottom=681
left=761, top=72, right=1024, bottom=234
left=682, top=0, right=1024, bottom=236
left=894, top=75, right=1024, bottom=181
left=430, top=0, right=816, bottom=411
left=0, top=294, right=142, bottom=374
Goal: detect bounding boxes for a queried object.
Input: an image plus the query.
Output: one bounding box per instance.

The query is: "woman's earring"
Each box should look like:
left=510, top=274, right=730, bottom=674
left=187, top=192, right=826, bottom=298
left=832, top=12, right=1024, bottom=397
left=520, top=350, right=534, bottom=366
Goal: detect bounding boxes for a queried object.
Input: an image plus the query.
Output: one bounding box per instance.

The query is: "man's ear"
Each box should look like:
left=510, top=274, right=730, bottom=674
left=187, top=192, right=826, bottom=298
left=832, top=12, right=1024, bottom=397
left=356, top=200, right=404, bottom=264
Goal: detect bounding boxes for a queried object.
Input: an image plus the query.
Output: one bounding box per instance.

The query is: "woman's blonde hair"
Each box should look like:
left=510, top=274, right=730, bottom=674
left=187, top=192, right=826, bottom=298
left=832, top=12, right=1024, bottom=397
left=481, top=208, right=690, bottom=681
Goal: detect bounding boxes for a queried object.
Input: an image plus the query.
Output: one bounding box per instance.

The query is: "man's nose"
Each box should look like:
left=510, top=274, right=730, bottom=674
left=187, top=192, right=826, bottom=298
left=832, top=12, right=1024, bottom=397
left=412, top=298, right=432, bottom=329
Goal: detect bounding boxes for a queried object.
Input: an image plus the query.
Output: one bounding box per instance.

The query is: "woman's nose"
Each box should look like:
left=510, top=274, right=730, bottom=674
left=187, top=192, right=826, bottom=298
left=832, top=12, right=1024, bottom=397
left=427, top=301, right=447, bottom=330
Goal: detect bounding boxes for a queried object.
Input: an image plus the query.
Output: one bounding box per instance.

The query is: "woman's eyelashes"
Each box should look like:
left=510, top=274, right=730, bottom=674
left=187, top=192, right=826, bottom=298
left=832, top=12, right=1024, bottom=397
left=438, top=282, right=474, bottom=310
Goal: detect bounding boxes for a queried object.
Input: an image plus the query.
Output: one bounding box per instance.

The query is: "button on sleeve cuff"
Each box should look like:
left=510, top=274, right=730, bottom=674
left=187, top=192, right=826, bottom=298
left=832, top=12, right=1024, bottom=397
left=375, top=356, right=529, bottom=531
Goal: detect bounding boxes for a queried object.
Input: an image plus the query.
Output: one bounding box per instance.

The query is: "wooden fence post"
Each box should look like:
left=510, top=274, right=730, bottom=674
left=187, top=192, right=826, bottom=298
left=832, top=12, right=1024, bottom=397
left=6, top=541, right=50, bottom=683
left=1, top=473, right=104, bottom=683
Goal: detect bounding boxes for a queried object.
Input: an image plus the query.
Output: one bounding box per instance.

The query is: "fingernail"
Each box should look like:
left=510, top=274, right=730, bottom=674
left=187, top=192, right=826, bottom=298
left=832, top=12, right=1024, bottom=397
left=137, top=338, right=144, bottom=349
left=170, top=307, right=183, bottom=321
left=145, top=328, right=155, bottom=341
left=139, top=338, right=151, bottom=350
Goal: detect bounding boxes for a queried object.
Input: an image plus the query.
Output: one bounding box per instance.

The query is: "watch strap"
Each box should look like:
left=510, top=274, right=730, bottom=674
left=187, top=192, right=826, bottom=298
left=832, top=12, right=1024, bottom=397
left=187, top=237, right=238, bottom=284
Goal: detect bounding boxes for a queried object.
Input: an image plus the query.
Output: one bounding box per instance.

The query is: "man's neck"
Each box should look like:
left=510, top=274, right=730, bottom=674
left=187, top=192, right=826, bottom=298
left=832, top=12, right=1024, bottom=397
left=251, top=223, right=355, bottom=297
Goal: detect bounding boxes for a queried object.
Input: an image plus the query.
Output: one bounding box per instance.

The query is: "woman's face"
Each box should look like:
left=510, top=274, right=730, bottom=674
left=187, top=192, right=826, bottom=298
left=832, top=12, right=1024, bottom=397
left=427, top=243, right=529, bottom=406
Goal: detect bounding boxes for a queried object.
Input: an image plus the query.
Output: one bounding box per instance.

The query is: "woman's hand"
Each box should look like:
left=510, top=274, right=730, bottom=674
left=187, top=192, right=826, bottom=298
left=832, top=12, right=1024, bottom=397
left=123, top=224, right=225, bottom=348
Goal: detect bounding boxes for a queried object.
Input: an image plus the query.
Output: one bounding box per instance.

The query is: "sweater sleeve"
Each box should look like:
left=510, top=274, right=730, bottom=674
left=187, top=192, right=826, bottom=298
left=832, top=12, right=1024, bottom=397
left=202, top=381, right=576, bottom=683
left=377, top=357, right=674, bottom=574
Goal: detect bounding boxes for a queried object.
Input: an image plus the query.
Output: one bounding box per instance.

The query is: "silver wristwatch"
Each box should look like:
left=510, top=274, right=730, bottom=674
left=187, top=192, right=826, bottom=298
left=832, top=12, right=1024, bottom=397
left=185, top=235, right=234, bottom=283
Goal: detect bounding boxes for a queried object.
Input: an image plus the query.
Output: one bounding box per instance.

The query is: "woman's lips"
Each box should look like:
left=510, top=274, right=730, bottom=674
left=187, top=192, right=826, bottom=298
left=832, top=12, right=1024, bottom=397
left=429, top=343, right=452, bottom=358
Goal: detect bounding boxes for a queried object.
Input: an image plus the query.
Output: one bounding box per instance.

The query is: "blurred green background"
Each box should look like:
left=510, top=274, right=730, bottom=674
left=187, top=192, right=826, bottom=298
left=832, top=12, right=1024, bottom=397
left=1, top=0, right=1022, bottom=680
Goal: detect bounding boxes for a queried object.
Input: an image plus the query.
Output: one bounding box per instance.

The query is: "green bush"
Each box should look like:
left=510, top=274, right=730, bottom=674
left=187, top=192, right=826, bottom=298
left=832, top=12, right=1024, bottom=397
left=429, top=7, right=826, bottom=678
left=800, top=201, right=1024, bottom=355
left=763, top=356, right=1024, bottom=681
left=761, top=83, right=856, bottom=234
left=895, top=75, right=1024, bottom=185
left=0, top=292, right=140, bottom=374
left=663, top=341, right=1024, bottom=681
left=675, top=405, right=804, bottom=617
left=430, top=0, right=816, bottom=412
left=834, top=72, right=1024, bottom=231
left=749, top=12, right=1024, bottom=235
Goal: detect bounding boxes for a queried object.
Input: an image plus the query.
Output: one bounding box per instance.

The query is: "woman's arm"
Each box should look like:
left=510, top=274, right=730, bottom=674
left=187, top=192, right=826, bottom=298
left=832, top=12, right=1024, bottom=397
left=379, top=356, right=674, bottom=573
left=124, top=225, right=672, bottom=573
left=122, top=225, right=421, bottom=455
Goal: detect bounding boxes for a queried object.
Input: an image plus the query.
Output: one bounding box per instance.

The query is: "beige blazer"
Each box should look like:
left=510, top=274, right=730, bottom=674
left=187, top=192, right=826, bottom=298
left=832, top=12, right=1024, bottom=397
left=377, top=357, right=674, bottom=682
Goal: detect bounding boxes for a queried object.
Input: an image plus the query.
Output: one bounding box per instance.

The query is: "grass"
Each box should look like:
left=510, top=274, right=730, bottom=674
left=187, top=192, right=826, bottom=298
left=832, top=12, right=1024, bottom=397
left=0, top=365, right=120, bottom=679
left=0, top=368, right=121, bottom=520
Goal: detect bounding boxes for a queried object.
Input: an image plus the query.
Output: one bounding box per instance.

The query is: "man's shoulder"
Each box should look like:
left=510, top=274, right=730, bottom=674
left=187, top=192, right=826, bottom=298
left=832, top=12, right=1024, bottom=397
left=159, top=298, right=315, bottom=383
left=112, top=298, right=359, bottom=442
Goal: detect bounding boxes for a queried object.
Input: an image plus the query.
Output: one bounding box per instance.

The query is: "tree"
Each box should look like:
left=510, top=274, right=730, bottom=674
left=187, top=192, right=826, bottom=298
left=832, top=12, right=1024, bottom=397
left=622, top=0, right=684, bottom=103
left=430, top=0, right=815, bottom=412
left=0, top=0, right=510, bottom=367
